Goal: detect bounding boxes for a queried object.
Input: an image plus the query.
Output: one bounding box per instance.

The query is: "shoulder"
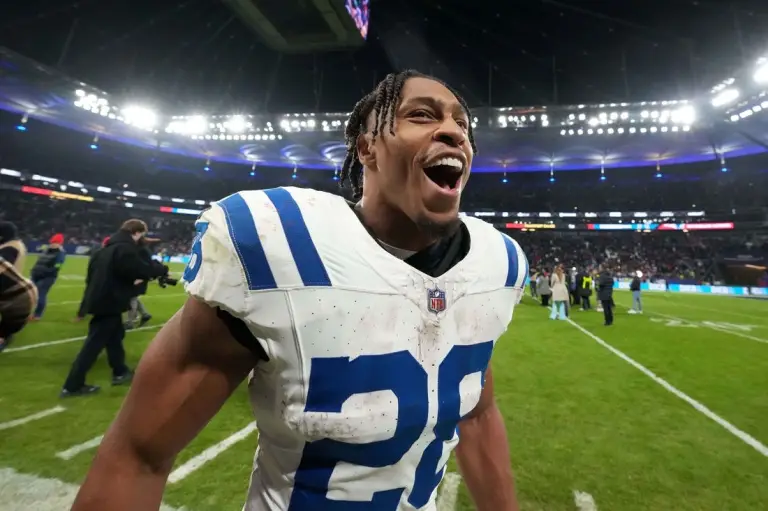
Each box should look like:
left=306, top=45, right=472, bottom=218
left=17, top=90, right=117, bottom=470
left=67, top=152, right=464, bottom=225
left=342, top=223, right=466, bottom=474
left=462, top=216, right=528, bottom=289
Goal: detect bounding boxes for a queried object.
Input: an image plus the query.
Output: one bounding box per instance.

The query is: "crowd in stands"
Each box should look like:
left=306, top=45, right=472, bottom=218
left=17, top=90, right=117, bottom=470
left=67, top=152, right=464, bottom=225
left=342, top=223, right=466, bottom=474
left=2, top=187, right=766, bottom=286
left=518, top=232, right=768, bottom=283
left=0, top=190, right=194, bottom=255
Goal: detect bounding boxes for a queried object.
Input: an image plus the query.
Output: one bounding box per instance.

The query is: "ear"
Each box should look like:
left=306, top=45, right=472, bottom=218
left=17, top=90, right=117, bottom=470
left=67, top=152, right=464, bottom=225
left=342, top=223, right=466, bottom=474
left=356, top=132, right=377, bottom=170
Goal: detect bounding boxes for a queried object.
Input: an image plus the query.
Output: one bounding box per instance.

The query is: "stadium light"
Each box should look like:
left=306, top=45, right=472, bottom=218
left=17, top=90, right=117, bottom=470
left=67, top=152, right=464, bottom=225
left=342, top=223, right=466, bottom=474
left=122, top=106, right=157, bottom=130
left=754, top=58, right=768, bottom=84
left=225, top=115, right=248, bottom=133
left=711, top=88, right=739, bottom=108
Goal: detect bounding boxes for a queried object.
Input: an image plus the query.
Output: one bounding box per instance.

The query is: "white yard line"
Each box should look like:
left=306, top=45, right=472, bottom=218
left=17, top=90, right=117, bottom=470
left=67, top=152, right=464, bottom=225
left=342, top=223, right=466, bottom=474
left=168, top=423, right=257, bottom=484
left=0, top=467, right=186, bottom=511
left=47, top=293, right=185, bottom=307
left=573, top=490, right=598, bottom=511
left=0, top=406, right=66, bottom=431
left=436, top=472, right=461, bottom=511
left=650, top=310, right=768, bottom=345
left=567, top=318, right=768, bottom=458
left=55, top=435, right=104, bottom=461
left=4, top=324, right=164, bottom=353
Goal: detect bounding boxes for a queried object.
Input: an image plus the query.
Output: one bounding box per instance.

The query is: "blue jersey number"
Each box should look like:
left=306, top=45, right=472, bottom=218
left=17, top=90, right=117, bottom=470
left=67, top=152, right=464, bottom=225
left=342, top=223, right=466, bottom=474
left=288, top=341, right=494, bottom=510
left=182, top=221, right=209, bottom=283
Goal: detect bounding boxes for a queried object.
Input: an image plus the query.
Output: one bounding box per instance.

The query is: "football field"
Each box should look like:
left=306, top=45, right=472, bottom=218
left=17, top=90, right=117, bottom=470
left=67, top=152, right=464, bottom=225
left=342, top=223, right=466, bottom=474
left=1, top=256, right=767, bottom=510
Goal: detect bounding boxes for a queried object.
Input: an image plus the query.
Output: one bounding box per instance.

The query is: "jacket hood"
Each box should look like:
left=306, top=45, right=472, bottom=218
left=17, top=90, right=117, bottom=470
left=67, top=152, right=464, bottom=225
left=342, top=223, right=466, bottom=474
left=106, top=230, right=136, bottom=247
left=0, top=221, right=18, bottom=244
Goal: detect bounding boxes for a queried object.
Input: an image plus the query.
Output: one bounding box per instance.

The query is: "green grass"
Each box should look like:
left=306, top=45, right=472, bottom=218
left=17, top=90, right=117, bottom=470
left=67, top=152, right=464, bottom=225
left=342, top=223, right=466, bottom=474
left=1, top=256, right=767, bottom=510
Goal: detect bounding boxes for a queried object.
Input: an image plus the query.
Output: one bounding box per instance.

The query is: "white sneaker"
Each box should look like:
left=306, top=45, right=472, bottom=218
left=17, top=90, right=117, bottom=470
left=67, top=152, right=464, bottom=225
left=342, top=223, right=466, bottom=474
left=628, top=309, right=637, bottom=314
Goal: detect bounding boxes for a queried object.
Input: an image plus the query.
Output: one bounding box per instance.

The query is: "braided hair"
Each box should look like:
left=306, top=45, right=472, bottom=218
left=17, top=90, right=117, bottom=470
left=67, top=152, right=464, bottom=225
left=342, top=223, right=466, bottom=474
left=339, top=70, right=477, bottom=200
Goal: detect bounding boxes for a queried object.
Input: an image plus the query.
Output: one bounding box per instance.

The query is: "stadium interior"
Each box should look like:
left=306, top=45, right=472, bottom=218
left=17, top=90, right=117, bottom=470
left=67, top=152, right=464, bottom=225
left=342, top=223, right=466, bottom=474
left=0, top=0, right=767, bottom=510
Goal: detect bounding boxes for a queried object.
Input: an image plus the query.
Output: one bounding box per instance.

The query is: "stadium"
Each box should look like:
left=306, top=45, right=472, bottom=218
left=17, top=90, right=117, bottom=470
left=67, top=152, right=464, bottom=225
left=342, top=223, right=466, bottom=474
left=0, top=1, right=767, bottom=510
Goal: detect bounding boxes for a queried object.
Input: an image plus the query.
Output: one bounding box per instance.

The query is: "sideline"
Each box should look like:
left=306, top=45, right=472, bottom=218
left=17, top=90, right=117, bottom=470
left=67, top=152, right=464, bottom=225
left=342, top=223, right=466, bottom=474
left=566, top=318, right=768, bottom=458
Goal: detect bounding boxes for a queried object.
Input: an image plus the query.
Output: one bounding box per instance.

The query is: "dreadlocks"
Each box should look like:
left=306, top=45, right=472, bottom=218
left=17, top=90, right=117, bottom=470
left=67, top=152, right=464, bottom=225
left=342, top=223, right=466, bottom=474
left=339, top=70, right=477, bottom=200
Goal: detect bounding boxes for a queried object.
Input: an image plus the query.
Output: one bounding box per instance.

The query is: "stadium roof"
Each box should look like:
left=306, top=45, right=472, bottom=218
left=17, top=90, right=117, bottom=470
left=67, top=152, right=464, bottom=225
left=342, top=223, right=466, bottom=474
left=2, top=0, right=768, bottom=113
left=1, top=1, right=768, bottom=172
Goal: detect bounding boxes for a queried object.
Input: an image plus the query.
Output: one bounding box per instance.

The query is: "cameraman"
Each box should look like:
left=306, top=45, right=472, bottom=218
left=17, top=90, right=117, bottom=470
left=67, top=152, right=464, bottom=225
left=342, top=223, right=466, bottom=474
left=60, top=219, right=168, bottom=397
left=124, top=236, right=158, bottom=330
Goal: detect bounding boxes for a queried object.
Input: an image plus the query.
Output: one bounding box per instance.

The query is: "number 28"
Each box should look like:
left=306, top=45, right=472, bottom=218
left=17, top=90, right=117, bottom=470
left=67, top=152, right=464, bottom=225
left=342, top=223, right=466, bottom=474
left=288, top=341, right=494, bottom=510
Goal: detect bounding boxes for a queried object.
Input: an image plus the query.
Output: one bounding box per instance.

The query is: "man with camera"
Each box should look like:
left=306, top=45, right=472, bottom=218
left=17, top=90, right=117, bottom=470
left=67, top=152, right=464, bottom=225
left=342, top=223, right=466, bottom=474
left=61, top=219, right=169, bottom=397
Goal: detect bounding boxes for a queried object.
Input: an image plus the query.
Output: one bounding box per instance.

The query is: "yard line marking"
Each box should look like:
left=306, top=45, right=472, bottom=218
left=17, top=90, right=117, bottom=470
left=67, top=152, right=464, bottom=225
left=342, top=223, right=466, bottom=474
left=573, top=490, right=598, bottom=511
left=0, top=406, right=66, bottom=431
left=168, top=422, right=257, bottom=484
left=4, top=324, right=164, bottom=353
left=567, top=319, right=768, bottom=458
left=48, top=293, right=186, bottom=307
left=0, top=467, right=187, bottom=511
left=436, top=472, right=461, bottom=511
left=55, top=435, right=104, bottom=460
left=650, top=311, right=768, bottom=345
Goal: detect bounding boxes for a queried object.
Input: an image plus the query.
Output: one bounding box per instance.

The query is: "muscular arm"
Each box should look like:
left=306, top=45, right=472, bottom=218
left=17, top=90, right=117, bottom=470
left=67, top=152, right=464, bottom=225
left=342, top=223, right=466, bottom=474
left=455, top=367, right=519, bottom=511
left=71, top=297, right=259, bottom=511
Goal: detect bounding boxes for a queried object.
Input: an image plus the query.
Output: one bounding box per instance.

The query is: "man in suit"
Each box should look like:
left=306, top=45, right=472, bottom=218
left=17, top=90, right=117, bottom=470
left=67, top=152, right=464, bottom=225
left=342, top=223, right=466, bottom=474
left=597, top=266, right=615, bottom=326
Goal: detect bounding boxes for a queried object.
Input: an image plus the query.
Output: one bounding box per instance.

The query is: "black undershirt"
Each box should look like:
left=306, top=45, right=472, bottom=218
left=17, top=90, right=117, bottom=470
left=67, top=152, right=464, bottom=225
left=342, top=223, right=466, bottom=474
left=218, top=205, right=471, bottom=360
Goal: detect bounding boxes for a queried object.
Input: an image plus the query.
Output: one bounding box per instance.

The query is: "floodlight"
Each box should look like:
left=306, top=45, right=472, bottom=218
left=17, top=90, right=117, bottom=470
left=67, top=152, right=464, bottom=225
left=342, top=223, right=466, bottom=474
left=225, top=115, right=248, bottom=133
left=754, top=61, right=768, bottom=84
left=711, top=88, right=739, bottom=108
left=123, top=106, right=157, bottom=130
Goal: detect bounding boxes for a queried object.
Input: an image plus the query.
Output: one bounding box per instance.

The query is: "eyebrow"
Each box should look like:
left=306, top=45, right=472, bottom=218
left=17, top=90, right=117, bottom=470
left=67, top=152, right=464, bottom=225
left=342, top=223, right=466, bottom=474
left=400, top=96, right=468, bottom=118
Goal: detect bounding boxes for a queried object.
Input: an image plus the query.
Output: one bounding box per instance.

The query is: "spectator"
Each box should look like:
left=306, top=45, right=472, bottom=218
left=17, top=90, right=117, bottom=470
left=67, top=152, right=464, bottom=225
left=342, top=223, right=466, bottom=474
left=549, top=266, right=569, bottom=320
left=29, top=233, right=67, bottom=320
left=0, top=221, right=26, bottom=272
left=597, top=267, right=615, bottom=326
left=537, top=271, right=551, bottom=307
left=629, top=270, right=643, bottom=314
left=0, top=257, right=37, bottom=352
left=60, top=219, right=168, bottom=398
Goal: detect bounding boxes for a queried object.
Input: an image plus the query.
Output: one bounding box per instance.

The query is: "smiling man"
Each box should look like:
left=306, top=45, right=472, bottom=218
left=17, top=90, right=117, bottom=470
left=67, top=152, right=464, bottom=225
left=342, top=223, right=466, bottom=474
left=72, top=70, right=527, bottom=511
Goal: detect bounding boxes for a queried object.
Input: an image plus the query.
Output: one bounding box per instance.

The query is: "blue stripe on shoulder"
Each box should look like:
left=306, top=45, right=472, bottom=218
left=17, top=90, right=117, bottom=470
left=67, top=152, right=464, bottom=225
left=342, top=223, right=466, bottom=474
left=218, top=193, right=277, bottom=290
left=502, top=233, right=522, bottom=288
left=264, top=188, right=332, bottom=287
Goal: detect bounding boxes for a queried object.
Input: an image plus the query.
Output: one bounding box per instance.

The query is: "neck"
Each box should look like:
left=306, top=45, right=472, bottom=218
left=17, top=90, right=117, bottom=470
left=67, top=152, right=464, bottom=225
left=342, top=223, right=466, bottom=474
left=357, top=195, right=437, bottom=252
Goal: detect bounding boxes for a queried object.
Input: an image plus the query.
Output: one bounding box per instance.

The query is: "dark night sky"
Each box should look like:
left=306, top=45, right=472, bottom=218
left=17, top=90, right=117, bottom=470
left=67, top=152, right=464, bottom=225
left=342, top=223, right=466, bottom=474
left=2, top=0, right=767, bottom=113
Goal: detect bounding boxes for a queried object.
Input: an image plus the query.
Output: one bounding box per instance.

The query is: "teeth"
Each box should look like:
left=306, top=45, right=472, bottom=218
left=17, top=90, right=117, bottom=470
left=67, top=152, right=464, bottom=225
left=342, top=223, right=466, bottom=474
left=426, top=157, right=463, bottom=171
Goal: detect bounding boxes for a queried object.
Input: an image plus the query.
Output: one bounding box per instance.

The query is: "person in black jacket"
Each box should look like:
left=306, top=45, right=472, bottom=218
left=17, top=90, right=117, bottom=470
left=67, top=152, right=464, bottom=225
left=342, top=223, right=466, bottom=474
left=124, top=236, right=156, bottom=329
left=597, top=267, right=615, bottom=326
left=61, top=219, right=168, bottom=397
left=29, top=233, right=67, bottom=320
left=629, top=271, right=643, bottom=314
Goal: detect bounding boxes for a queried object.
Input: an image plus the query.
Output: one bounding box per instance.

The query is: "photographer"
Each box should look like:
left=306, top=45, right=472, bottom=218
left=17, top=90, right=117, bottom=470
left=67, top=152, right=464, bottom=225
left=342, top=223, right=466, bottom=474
left=124, top=236, right=158, bottom=330
left=60, top=219, right=168, bottom=397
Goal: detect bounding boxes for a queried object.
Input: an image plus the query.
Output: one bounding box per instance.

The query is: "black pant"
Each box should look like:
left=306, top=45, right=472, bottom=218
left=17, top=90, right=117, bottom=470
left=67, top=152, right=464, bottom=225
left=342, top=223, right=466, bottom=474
left=541, top=294, right=550, bottom=306
left=581, top=296, right=591, bottom=310
left=601, top=299, right=614, bottom=325
left=63, top=314, right=129, bottom=391
left=571, top=291, right=581, bottom=306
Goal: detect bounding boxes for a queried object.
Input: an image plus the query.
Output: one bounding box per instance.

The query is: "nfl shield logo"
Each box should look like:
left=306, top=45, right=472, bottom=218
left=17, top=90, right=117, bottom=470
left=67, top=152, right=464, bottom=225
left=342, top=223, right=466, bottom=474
left=427, top=287, right=446, bottom=314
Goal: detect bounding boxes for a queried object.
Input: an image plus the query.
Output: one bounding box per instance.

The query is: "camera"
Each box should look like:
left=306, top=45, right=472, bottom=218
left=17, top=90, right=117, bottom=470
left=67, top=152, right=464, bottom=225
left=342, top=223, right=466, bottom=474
left=158, top=275, right=178, bottom=288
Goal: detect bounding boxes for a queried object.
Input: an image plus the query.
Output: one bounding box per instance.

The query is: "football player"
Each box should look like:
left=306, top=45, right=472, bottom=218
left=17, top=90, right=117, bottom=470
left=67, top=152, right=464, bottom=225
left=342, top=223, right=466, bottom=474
left=72, top=70, right=528, bottom=511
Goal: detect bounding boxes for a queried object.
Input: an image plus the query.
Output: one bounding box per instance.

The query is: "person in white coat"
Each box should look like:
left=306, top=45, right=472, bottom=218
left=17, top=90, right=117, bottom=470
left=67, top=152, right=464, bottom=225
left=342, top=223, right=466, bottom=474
left=549, top=265, right=570, bottom=320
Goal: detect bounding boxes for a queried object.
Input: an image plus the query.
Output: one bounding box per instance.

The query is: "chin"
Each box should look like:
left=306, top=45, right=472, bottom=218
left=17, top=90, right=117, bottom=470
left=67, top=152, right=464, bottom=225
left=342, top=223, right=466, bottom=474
left=415, top=210, right=462, bottom=239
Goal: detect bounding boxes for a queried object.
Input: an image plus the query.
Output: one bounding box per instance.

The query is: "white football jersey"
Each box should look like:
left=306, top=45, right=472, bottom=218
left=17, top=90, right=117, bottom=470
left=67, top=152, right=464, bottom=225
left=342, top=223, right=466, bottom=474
left=182, top=187, right=528, bottom=511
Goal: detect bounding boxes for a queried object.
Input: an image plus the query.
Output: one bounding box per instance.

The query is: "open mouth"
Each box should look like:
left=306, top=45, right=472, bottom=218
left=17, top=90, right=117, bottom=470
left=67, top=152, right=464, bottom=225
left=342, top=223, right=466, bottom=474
left=423, top=157, right=464, bottom=191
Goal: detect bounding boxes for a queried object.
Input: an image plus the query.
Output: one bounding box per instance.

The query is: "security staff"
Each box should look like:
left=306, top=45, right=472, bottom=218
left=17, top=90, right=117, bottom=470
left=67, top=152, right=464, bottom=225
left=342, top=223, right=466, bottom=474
left=61, top=219, right=168, bottom=397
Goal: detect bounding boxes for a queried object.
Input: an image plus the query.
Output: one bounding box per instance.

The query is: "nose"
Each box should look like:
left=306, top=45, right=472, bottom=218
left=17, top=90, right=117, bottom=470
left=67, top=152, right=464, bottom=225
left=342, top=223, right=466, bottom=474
left=432, top=119, right=466, bottom=147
